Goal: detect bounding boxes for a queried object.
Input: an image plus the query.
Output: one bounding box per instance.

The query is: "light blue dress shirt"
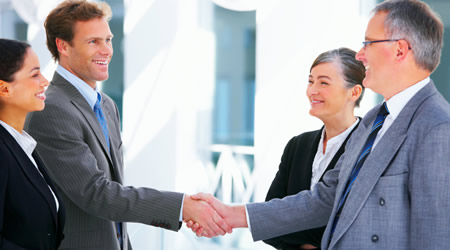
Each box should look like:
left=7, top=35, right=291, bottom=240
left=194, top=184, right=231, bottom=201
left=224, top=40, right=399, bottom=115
left=56, top=65, right=98, bottom=109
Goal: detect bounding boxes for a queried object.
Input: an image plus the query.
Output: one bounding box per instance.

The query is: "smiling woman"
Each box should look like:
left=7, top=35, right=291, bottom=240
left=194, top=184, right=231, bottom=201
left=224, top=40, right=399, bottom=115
left=0, top=39, right=49, bottom=130
left=0, top=38, right=65, bottom=250
left=263, top=48, right=365, bottom=250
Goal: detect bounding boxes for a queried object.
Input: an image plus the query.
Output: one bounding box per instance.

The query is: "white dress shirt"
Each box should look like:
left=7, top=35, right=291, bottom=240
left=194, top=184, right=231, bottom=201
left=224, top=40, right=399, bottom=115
left=373, top=76, right=430, bottom=149
left=310, top=118, right=359, bottom=191
left=0, top=120, right=59, bottom=211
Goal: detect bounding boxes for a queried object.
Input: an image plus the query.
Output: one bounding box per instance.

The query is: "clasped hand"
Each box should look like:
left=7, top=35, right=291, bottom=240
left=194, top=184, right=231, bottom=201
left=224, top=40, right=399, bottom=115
left=183, top=193, right=247, bottom=237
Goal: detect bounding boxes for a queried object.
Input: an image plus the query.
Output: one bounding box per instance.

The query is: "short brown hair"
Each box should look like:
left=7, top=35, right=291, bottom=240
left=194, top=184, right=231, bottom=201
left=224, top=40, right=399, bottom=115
left=45, top=0, right=112, bottom=61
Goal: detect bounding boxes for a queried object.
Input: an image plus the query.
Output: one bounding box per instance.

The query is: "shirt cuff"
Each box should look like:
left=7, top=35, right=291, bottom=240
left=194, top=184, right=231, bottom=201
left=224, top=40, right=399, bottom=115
left=245, top=204, right=252, bottom=232
left=179, top=194, right=185, bottom=221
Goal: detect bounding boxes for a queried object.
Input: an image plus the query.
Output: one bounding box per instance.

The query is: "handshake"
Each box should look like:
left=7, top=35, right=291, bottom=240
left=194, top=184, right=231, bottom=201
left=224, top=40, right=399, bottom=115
left=182, top=193, right=248, bottom=237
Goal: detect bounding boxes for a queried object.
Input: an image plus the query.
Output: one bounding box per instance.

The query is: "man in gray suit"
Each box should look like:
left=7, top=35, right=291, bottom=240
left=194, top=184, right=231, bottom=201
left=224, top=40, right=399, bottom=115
left=25, top=1, right=230, bottom=249
left=189, top=0, right=450, bottom=249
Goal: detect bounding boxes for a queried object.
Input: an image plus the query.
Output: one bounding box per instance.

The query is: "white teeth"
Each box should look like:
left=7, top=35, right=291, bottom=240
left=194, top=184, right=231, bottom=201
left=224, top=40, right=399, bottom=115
left=94, top=60, right=107, bottom=65
left=37, top=93, right=45, bottom=98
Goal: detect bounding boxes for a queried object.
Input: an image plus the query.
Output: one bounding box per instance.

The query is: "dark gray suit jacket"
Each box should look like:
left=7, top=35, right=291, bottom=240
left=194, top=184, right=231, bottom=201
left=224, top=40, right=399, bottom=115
left=247, top=81, right=450, bottom=249
left=25, top=72, right=184, bottom=250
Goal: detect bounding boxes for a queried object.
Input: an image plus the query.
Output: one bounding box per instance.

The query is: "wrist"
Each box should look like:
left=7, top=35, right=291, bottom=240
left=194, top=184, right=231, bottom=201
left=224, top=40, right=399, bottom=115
left=229, top=205, right=248, bottom=228
left=182, top=194, right=191, bottom=220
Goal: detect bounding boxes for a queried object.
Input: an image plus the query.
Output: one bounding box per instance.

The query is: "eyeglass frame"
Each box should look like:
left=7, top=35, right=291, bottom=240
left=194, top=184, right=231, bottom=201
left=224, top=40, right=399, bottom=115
left=362, top=39, right=411, bottom=50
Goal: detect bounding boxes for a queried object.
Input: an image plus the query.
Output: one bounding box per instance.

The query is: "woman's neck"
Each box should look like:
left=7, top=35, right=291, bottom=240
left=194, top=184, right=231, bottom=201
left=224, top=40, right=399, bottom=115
left=0, top=108, right=26, bottom=133
left=322, top=114, right=356, bottom=153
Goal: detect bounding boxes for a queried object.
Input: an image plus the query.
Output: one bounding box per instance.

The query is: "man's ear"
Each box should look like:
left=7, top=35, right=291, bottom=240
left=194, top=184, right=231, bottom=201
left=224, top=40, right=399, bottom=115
left=0, top=80, right=11, bottom=97
left=395, top=39, right=410, bottom=61
left=56, top=38, right=70, bottom=57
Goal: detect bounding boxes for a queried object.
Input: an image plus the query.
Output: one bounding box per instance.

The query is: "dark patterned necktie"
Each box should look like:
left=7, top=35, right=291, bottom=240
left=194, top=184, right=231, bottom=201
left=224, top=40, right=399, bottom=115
left=330, top=102, right=389, bottom=236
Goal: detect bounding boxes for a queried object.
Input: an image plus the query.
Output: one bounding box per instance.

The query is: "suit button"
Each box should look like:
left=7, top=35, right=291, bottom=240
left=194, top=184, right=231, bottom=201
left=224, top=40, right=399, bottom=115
left=371, top=235, right=379, bottom=242
left=379, top=198, right=385, bottom=206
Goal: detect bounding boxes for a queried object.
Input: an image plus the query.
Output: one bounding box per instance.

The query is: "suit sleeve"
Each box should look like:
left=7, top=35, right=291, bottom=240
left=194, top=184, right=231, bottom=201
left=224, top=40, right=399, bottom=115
left=409, top=121, right=450, bottom=248
left=26, top=100, right=184, bottom=231
left=263, top=137, right=297, bottom=249
left=247, top=155, right=338, bottom=241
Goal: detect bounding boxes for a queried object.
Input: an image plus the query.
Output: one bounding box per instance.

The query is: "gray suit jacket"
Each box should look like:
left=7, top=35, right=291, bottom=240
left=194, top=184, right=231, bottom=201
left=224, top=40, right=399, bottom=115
left=25, top=72, right=184, bottom=250
left=247, top=81, right=450, bottom=249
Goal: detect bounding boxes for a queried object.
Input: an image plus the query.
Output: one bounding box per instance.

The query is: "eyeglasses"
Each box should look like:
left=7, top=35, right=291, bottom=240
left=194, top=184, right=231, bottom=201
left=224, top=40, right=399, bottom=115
left=362, top=39, right=411, bottom=50
left=362, top=39, right=401, bottom=48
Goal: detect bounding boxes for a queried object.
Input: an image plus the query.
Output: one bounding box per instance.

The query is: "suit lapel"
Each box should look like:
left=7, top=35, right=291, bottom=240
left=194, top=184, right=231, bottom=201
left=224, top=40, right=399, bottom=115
left=51, top=72, right=122, bottom=183
left=0, top=126, right=58, bottom=225
left=71, top=99, right=112, bottom=158
left=52, top=73, right=113, bottom=164
left=297, top=129, right=322, bottom=190
left=101, top=94, right=123, bottom=183
left=34, top=152, right=66, bottom=234
left=321, top=115, right=371, bottom=248
left=328, top=81, right=437, bottom=248
left=33, top=152, right=63, bottom=226
left=329, top=127, right=407, bottom=246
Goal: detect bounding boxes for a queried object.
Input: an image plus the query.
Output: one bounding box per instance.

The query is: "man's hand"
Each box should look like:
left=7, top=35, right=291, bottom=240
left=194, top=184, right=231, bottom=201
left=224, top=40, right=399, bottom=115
left=182, top=194, right=232, bottom=238
left=186, top=192, right=248, bottom=237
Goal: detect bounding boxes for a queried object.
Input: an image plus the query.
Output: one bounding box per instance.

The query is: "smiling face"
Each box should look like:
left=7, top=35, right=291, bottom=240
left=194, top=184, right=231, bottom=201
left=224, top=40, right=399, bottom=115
left=59, top=17, right=113, bottom=89
left=355, top=12, right=395, bottom=96
left=306, top=62, right=355, bottom=122
left=7, top=48, right=49, bottom=114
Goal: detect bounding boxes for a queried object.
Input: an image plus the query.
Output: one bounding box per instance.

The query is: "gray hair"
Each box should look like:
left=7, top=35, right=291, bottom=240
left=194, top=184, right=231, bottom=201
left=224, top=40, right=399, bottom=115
left=374, top=0, right=444, bottom=72
left=310, top=48, right=365, bottom=107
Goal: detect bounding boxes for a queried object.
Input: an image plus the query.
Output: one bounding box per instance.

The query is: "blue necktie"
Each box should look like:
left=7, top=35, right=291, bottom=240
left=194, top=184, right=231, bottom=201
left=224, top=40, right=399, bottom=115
left=93, top=93, right=110, bottom=150
left=330, top=102, right=389, bottom=236
left=93, top=93, right=122, bottom=248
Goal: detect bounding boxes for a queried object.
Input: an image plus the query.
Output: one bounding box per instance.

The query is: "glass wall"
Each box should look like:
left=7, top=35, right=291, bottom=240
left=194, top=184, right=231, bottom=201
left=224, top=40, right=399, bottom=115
left=102, top=0, right=124, bottom=125
left=212, top=5, right=256, bottom=146
left=425, top=0, right=450, bottom=102
left=0, top=0, right=27, bottom=41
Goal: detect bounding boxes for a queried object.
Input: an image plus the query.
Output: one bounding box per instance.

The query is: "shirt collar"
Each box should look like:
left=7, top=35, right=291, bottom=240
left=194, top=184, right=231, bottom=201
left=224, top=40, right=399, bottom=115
left=385, top=77, right=430, bottom=120
left=320, top=117, right=360, bottom=153
left=56, top=64, right=99, bottom=110
left=0, top=120, right=37, bottom=157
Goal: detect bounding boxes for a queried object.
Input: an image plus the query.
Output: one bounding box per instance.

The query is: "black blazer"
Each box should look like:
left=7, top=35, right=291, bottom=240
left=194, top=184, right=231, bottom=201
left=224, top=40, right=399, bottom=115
left=0, top=125, right=65, bottom=250
left=264, top=122, right=359, bottom=250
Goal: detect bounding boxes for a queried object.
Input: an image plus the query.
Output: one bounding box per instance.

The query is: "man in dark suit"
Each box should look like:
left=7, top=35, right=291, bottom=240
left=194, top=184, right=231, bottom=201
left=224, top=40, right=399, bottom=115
left=25, top=1, right=230, bottom=249
left=189, top=1, right=450, bottom=249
